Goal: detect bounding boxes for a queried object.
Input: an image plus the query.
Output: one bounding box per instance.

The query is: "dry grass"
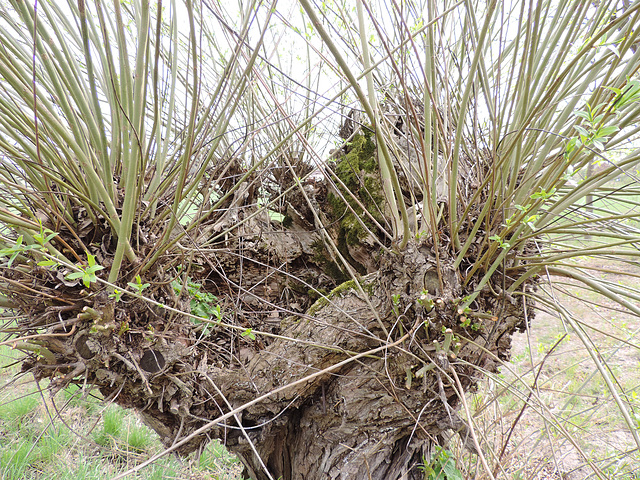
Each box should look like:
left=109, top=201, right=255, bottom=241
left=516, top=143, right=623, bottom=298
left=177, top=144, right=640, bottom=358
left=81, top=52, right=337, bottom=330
left=458, top=258, right=640, bottom=480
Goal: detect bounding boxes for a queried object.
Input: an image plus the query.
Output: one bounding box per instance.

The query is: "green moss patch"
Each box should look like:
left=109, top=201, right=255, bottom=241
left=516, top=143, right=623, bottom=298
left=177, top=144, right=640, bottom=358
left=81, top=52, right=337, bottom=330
left=327, top=131, right=386, bottom=272
left=306, top=277, right=375, bottom=316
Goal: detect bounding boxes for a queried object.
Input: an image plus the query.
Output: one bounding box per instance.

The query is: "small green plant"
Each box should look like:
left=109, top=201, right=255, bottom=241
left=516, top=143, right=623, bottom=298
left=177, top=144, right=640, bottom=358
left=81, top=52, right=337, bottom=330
left=125, top=420, right=153, bottom=452
left=489, top=234, right=510, bottom=250
left=419, top=447, right=464, bottom=480
left=93, top=406, right=124, bottom=447
left=0, top=224, right=59, bottom=269
left=529, top=186, right=557, bottom=201
left=0, top=441, right=31, bottom=480
left=0, top=392, right=39, bottom=429
left=34, top=428, right=70, bottom=464
left=241, top=328, right=256, bottom=340
left=392, top=293, right=401, bottom=316
left=199, top=440, right=241, bottom=472
left=522, top=213, right=539, bottom=231
left=32, top=224, right=58, bottom=248
left=171, top=276, right=223, bottom=337
left=127, top=275, right=150, bottom=294
left=1, top=237, right=37, bottom=267
left=172, top=277, right=223, bottom=333
left=64, top=253, right=104, bottom=288
left=566, top=103, right=620, bottom=154
left=172, top=276, right=222, bottom=322
left=505, top=203, right=535, bottom=227
left=109, top=288, right=123, bottom=302
left=606, top=78, right=640, bottom=111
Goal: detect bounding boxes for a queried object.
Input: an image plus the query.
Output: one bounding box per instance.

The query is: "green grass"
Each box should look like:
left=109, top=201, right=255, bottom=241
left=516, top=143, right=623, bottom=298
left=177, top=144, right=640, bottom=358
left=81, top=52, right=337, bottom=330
left=198, top=440, right=244, bottom=477
left=0, top=373, right=243, bottom=480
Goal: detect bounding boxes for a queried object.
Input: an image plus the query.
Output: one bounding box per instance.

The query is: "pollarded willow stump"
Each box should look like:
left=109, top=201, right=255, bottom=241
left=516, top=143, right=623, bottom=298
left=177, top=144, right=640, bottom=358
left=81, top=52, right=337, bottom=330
left=3, top=127, right=535, bottom=480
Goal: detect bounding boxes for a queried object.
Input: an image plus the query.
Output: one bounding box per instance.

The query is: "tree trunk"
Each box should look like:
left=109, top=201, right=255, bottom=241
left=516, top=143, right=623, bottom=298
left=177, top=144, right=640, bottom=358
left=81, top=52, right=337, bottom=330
left=5, top=133, right=534, bottom=479
left=213, top=240, right=529, bottom=479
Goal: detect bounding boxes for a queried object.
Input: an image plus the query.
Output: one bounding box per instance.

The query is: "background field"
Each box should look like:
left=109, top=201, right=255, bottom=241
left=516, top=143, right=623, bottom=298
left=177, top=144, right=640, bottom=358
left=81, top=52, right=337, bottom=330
left=460, top=258, right=640, bottom=480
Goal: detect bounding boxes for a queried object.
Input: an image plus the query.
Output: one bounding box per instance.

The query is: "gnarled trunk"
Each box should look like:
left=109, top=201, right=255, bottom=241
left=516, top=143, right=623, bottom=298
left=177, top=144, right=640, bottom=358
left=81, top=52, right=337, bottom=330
left=4, top=134, right=534, bottom=480
left=205, top=241, right=529, bottom=479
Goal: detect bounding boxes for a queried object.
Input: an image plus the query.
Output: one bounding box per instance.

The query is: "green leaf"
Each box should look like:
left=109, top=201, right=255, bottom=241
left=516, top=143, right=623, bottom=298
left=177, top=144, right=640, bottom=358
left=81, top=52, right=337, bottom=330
left=86, top=264, right=105, bottom=275
left=565, top=137, right=578, bottom=155
left=574, top=111, right=591, bottom=121
left=595, top=126, right=619, bottom=137
left=530, top=186, right=556, bottom=200
left=573, top=125, right=590, bottom=137
left=109, top=289, right=123, bottom=302
left=65, top=271, right=85, bottom=281
left=612, top=81, right=640, bottom=109
left=33, top=228, right=58, bottom=246
left=37, top=259, right=58, bottom=267
left=241, top=328, right=256, bottom=340
left=128, top=274, right=150, bottom=293
left=441, top=458, right=464, bottom=480
left=87, top=254, right=98, bottom=267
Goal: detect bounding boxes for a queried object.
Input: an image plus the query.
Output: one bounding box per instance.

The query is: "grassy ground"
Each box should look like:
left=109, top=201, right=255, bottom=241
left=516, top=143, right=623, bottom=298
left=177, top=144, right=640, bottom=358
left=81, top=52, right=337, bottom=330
left=2, top=256, right=639, bottom=479
left=456, top=257, right=640, bottom=480
left=0, top=344, right=243, bottom=480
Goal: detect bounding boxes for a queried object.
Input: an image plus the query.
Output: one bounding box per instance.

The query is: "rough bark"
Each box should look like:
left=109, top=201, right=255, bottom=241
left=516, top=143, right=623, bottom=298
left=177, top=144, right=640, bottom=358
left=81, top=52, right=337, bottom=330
left=2, top=128, right=535, bottom=479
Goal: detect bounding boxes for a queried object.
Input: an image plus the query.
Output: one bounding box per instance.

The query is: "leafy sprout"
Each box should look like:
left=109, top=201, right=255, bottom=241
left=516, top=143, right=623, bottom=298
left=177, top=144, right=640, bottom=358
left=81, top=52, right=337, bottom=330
left=64, top=254, right=104, bottom=288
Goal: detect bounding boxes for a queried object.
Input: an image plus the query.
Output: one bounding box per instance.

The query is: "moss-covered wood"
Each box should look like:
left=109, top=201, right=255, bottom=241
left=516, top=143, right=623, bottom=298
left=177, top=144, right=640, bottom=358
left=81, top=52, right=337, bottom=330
left=328, top=130, right=385, bottom=242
